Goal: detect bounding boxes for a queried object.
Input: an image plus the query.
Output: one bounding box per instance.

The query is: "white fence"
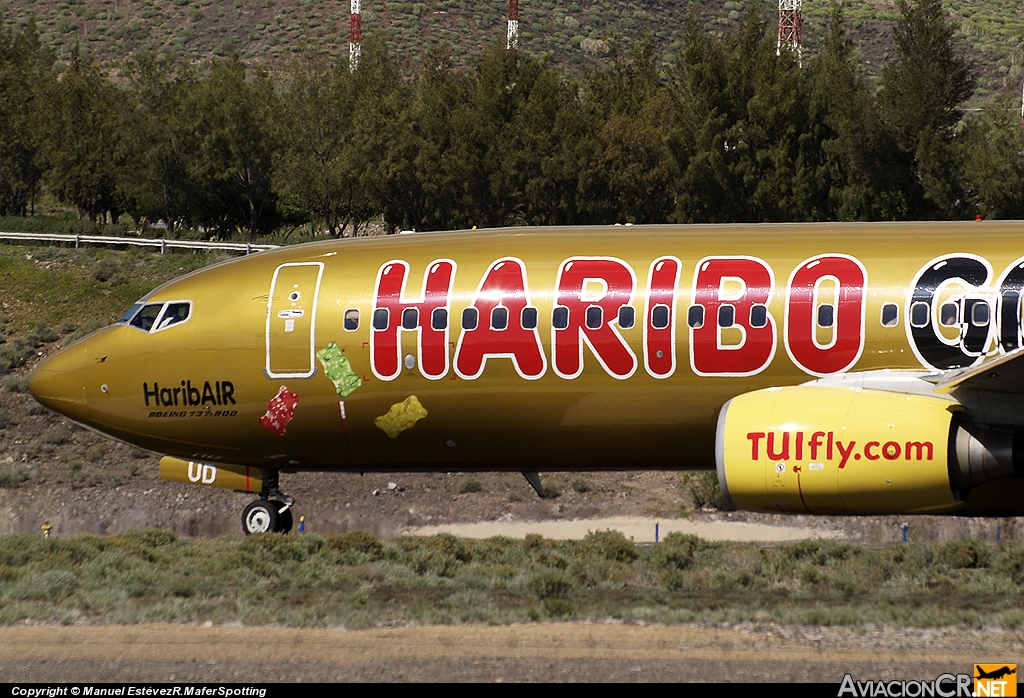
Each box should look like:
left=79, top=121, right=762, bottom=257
left=0, top=231, right=279, bottom=254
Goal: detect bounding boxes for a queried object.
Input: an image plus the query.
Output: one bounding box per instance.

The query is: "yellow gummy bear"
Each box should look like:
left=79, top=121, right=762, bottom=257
left=374, top=395, right=428, bottom=439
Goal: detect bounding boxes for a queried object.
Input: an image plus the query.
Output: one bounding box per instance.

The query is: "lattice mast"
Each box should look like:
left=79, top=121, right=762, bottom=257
left=777, top=0, right=803, bottom=66
left=507, top=0, right=519, bottom=52
left=349, top=0, right=362, bottom=71
left=1021, top=81, right=1023, bottom=132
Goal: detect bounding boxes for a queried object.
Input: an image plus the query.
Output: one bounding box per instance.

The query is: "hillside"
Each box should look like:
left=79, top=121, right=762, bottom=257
left=2, top=0, right=1023, bottom=99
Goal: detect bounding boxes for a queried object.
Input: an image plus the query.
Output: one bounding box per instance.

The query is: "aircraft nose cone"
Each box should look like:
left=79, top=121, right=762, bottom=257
left=29, top=345, right=89, bottom=421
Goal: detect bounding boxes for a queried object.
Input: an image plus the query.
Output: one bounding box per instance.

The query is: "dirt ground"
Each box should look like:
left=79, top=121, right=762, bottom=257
left=2, top=622, right=1021, bottom=683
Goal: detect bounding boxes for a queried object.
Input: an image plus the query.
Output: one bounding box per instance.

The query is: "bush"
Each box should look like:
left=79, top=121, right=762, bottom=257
left=541, top=478, right=560, bottom=498
left=325, top=530, right=383, bottom=560
left=92, top=259, right=119, bottom=282
left=581, top=529, right=637, bottom=563
left=648, top=533, right=709, bottom=570
left=685, top=472, right=729, bottom=510
left=571, top=477, right=590, bottom=493
left=528, top=569, right=574, bottom=599
left=939, top=539, right=991, bottom=569
left=457, top=477, right=482, bottom=494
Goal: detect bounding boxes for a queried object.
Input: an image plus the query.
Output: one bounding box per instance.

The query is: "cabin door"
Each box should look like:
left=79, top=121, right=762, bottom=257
left=266, top=262, right=324, bottom=378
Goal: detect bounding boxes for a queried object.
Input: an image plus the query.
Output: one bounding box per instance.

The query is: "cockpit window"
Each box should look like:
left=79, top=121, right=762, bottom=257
left=118, top=304, right=144, bottom=324
left=156, top=302, right=191, bottom=331
left=129, top=303, right=164, bottom=331
left=123, top=301, right=192, bottom=333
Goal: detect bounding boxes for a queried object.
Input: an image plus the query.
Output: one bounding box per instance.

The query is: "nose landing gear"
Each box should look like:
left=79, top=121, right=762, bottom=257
left=241, top=469, right=294, bottom=535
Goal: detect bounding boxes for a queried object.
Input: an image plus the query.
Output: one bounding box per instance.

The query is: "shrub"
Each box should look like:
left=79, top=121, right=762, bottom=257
left=92, top=259, right=119, bottom=282
left=571, top=477, right=590, bottom=493
left=581, top=529, right=637, bottom=563
left=541, top=478, right=560, bottom=498
left=457, top=477, right=482, bottom=494
left=528, top=569, right=574, bottom=599
left=939, top=539, right=991, bottom=569
left=326, top=530, right=383, bottom=560
left=685, top=472, right=729, bottom=510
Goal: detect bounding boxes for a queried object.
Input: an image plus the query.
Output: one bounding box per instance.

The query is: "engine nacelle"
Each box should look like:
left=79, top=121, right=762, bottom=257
left=716, top=387, right=1020, bottom=515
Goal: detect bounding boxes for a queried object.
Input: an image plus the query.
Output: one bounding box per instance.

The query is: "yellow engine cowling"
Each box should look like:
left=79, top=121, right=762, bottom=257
left=716, top=387, right=969, bottom=515
left=159, top=456, right=263, bottom=493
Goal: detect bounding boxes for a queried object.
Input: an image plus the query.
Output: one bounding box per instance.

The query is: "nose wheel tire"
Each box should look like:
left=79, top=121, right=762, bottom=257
left=242, top=500, right=280, bottom=535
left=241, top=499, right=295, bottom=535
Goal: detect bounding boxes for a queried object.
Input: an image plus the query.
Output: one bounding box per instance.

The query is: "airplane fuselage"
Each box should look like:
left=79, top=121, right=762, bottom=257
left=29, top=222, right=1024, bottom=520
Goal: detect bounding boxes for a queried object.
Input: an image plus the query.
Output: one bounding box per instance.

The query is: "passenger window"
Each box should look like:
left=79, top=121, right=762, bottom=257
left=618, top=306, right=635, bottom=329
left=718, top=304, right=735, bottom=328
left=687, top=305, right=704, bottom=329
left=431, top=308, right=447, bottom=331
left=521, top=306, right=538, bottom=330
left=880, top=303, right=899, bottom=327
left=552, top=306, right=569, bottom=330
left=910, top=301, right=930, bottom=328
left=344, top=309, right=360, bottom=331
left=585, top=305, right=603, bottom=330
left=651, top=304, right=670, bottom=330
left=130, top=303, right=163, bottom=332
left=971, top=301, right=990, bottom=327
left=817, top=304, right=834, bottom=328
left=402, top=308, right=419, bottom=330
left=155, top=302, right=191, bottom=331
left=372, top=308, right=389, bottom=331
left=491, top=306, right=509, bottom=330
left=461, top=307, right=478, bottom=330
left=750, top=304, right=767, bottom=329
left=939, top=302, right=959, bottom=327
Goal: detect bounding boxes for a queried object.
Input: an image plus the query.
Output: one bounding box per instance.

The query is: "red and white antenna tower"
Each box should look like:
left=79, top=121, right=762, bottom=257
left=777, top=0, right=802, bottom=66
left=507, top=0, right=519, bottom=52
left=349, top=0, right=362, bottom=71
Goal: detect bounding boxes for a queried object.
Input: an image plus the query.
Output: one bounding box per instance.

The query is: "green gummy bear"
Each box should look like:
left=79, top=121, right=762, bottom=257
left=316, top=342, right=362, bottom=398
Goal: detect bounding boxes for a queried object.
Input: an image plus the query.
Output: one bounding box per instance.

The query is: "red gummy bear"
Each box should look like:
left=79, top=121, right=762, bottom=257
left=259, top=386, right=299, bottom=436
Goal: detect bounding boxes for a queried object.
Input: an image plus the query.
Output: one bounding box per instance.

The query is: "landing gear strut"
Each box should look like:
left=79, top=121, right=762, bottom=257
left=241, top=469, right=294, bottom=535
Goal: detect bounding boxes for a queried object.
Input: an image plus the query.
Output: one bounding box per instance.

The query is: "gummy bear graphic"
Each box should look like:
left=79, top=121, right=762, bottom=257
left=259, top=386, right=299, bottom=436
left=316, top=342, right=362, bottom=398
left=374, top=395, right=427, bottom=439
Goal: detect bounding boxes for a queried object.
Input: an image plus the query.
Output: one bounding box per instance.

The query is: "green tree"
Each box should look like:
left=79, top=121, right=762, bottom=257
left=35, top=46, right=132, bottom=223
left=962, top=103, right=1024, bottom=219
left=186, top=57, right=281, bottom=237
left=122, top=55, right=198, bottom=233
left=0, top=19, right=52, bottom=216
left=803, top=5, right=911, bottom=220
left=277, top=53, right=374, bottom=237
left=880, top=0, right=975, bottom=217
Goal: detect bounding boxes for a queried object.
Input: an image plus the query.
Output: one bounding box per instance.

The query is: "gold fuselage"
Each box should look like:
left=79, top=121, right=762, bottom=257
left=28, top=222, right=1024, bottom=482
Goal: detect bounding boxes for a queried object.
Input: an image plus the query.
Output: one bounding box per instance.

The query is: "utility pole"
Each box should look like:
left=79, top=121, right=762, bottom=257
left=778, top=0, right=803, bottom=66
left=350, top=0, right=362, bottom=71
left=507, top=0, right=519, bottom=53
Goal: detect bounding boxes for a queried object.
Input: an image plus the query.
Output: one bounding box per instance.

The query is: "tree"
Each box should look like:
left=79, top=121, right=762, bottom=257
left=277, top=53, right=374, bottom=237
left=186, top=57, right=280, bottom=237
left=961, top=103, right=1024, bottom=219
left=122, top=55, right=198, bottom=233
left=803, top=4, right=911, bottom=220
left=36, top=46, right=132, bottom=223
left=0, top=19, right=51, bottom=216
left=880, top=0, right=974, bottom=217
